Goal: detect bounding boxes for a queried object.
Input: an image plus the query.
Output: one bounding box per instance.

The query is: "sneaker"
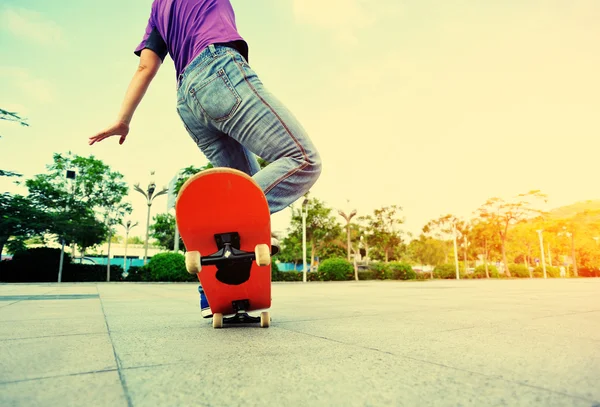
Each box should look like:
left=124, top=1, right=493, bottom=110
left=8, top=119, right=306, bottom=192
left=198, top=286, right=213, bottom=318
left=271, top=237, right=280, bottom=256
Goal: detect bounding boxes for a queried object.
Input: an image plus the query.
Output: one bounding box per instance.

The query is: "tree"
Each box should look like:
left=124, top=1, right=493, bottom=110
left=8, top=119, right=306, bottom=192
left=423, top=214, right=461, bottom=277
left=476, top=190, right=547, bottom=277
left=408, top=235, right=447, bottom=277
left=469, top=217, right=501, bottom=278
left=25, top=152, right=131, bottom=255
left=0, top=193, right=48, bottom=262
left=284, top=198, right=342, bottom=269
left=361, top=205, right=405, bottom=263
left=150, top=213, right=184, bottom=250
left=0, top=108, right=28, bottom=128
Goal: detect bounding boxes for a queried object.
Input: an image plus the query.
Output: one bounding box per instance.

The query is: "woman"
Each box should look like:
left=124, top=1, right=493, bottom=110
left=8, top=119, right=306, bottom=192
left=90, top=0, right=321, bottom=316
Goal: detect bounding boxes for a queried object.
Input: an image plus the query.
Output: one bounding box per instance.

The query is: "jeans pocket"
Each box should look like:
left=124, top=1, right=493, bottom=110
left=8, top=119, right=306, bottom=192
left=190, top=68, right=241, bottom=122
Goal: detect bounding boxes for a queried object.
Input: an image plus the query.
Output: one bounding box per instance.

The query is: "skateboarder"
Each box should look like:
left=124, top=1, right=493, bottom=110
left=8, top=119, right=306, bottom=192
left=89, top=0, right=321, bottom=317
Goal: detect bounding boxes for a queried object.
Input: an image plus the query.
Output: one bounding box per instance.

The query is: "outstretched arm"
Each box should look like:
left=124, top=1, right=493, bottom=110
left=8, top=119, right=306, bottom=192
left=89, top=49, right=162, bottom=145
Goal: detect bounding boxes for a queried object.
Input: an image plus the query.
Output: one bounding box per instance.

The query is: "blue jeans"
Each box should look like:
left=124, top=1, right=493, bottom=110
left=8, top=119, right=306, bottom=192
left=176, top=44, right=322, bottom=214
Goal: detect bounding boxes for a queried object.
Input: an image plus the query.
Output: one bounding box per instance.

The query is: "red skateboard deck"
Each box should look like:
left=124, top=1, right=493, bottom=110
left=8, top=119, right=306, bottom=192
left=175, top=168, right=272, bottom=328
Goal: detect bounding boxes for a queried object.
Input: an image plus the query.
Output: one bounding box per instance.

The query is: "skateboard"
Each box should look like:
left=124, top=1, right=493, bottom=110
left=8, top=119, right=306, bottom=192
left=175, top=168, right=272, bottom=329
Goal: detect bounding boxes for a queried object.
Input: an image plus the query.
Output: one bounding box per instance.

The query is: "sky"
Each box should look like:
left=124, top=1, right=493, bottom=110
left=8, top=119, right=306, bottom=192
left=1, top=0, right=599, bottom=240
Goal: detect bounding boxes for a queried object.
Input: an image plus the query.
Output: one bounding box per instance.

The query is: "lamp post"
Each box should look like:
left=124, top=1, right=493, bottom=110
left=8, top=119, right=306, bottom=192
left=536, top=229, right=547, bottom=279
left=134, top=176, right=168, bottom=265
left=302, top=198, right=309, bottom=283
left=121, top=220, right=138, bottom=273
left=560, top=226, right=578, bottom=277
left=338, top=208, right=357, bottom=262
left=452, top=223, right=460, bottom=280
left=58, top=169, right=76, bottom=283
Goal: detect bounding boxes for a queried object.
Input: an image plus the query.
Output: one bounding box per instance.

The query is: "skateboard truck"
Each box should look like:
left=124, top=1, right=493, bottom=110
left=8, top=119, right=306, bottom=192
left=222, top=299, right=261, bottom=325
left=200, top=232, right=256, bottom=266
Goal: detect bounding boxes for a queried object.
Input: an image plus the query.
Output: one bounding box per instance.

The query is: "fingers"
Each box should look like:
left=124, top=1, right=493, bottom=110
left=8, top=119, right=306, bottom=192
left=88, top=130, right=127, bottom=146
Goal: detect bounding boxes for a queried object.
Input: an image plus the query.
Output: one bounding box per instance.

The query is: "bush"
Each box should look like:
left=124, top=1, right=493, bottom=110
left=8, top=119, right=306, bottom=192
left=144, top=253, right=196, bottom=282
left=433, top=264, right=465, bottom=279
left=532, top=265, right=560, bottom=278
left=369, top=262, right=392, bottom=280
left=63, top=264, right=125, bottom=282
left=123, top=266, right=149, bottom=281
left=508, top=264, right=531, bottom=278
left=389, top=262, right=416, bottom=280
left=415, top=271, right=431, bottom=280
left=358, top=270, right=375, bottom=280
left=465, top=265, right=500, bottom=279
left=1, top=247, right=70, bottom=282
left=318, top=258, right=353, bottom=281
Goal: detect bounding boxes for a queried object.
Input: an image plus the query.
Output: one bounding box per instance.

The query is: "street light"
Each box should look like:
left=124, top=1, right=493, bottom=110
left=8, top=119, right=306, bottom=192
left=338, top=208, right=357, bottom=262
left=134, top=176, right=168, bottom=265
left=302, top=197, right=310, bottom=283
left=58, top=169, right=76, bottom=283
left=452, top=223, right=460, bottom=280
left=121, top=220, right=138, bottom=273
left=536, top=229, right=547, bottom=279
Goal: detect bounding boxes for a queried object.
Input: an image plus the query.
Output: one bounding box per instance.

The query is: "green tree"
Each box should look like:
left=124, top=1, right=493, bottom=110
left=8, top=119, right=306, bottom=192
left=408, top=234, right=446, bottom=276
left=24, top=152, right=130, bottom=254
left=284, top=198, right=342, bottom=270
left=0, top=193, right=48, bottom=261
left=469, top=217, right=501, bottom=278
left=0, top=108, right=28, bottom=128
left=150, top=213, right=184, bottom=250
left=476, top=190, right=547, bottom=277
left=361, top=205, right=405, bottom=263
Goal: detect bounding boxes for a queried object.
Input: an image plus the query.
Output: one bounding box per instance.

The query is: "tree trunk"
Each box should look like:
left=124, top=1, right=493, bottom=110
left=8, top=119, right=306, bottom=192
left=463, top=244, right=468, bottom=274
left=502, top=238, right=511, bottom=277
left=310, top=240, right=315, bottom=272
left=0, top=239, right=6, bottom=271
left=571, top=233, right=578, bottom=277
left=106, top=231, right=112, bottom=282
left=484, top=239, right=489, bottom=279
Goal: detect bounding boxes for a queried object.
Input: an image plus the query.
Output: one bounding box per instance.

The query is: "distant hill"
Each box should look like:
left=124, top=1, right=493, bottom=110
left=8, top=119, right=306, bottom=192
left=547, top=200, right=600, bottom=220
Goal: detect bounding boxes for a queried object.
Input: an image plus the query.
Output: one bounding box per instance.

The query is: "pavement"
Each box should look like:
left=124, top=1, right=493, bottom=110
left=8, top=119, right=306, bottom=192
left=0, top=279, right=599, bottom=407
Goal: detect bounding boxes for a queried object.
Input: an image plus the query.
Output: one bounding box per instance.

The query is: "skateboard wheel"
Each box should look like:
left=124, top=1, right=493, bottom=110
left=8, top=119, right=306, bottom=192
left=255, top=244, right=271, bottom=267
left=185, top=251, right=201, bottom=274
left=213, top=313, right=223, bottom=329
left=260, top=311, right=270, bottom=328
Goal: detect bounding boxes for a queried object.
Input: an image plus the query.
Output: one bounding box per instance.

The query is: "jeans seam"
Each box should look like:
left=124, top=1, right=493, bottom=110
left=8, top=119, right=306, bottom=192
left=233, top=59, right=310, bottom=195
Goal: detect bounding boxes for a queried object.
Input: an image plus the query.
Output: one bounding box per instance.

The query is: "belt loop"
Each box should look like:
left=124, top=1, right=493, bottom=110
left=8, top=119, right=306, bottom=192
left=208, top=44, right=216, bottom=56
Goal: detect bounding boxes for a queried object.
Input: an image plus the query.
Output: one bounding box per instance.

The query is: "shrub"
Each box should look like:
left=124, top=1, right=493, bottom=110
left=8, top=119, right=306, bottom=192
left=433, top=264, right=464, bottom=279
left=1, top=247, right=70, bottom=282
left=145, top=252, right=196, bottom=282
left=389, top=262, right=416, bottom=280
left=63, top=264, right=125, bottom=282
left=318, top=258, right=353, bottom=281
left=369, top=262, right=392, bottom=280
left=358, top=270, right=375, bottom=280
left=532, top=265, right=560, bottom=278
left=415, top=272, right=430, bottom=280
left=465, top=265, right=500, bottom=279
left=508, top=264, right=531, bottom=278
left=123, top=266, right=150, bottom=282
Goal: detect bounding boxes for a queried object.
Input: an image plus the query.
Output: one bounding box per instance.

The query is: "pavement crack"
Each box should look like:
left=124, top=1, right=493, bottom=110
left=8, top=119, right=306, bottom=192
left=98, top=284, right=134, bottom=407
left=0, top=368, right=118, bottom=386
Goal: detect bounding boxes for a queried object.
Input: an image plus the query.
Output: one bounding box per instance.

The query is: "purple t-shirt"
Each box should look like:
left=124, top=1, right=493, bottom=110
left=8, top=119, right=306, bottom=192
left=134, top=0, right=248, bottom=77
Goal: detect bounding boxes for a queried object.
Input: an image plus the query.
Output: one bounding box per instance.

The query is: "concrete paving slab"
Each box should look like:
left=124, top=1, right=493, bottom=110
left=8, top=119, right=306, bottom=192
left=0, top=333, right=117, bottom=383
left=0, top=371, right=127, bottom=407
left=0, top=279, right=598, bottom=406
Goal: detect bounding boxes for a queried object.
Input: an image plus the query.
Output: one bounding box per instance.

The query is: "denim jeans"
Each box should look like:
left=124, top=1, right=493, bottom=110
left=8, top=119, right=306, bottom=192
left=176, top=44, right=322, bottom=214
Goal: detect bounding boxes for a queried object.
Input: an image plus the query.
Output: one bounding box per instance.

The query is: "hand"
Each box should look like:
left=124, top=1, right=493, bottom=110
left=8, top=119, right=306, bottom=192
left=89, top=121, right=130, bottom=145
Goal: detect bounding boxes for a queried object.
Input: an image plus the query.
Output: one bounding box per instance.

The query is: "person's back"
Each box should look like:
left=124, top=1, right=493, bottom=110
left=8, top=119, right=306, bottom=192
left=135, top=0, right=248, bottom=77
